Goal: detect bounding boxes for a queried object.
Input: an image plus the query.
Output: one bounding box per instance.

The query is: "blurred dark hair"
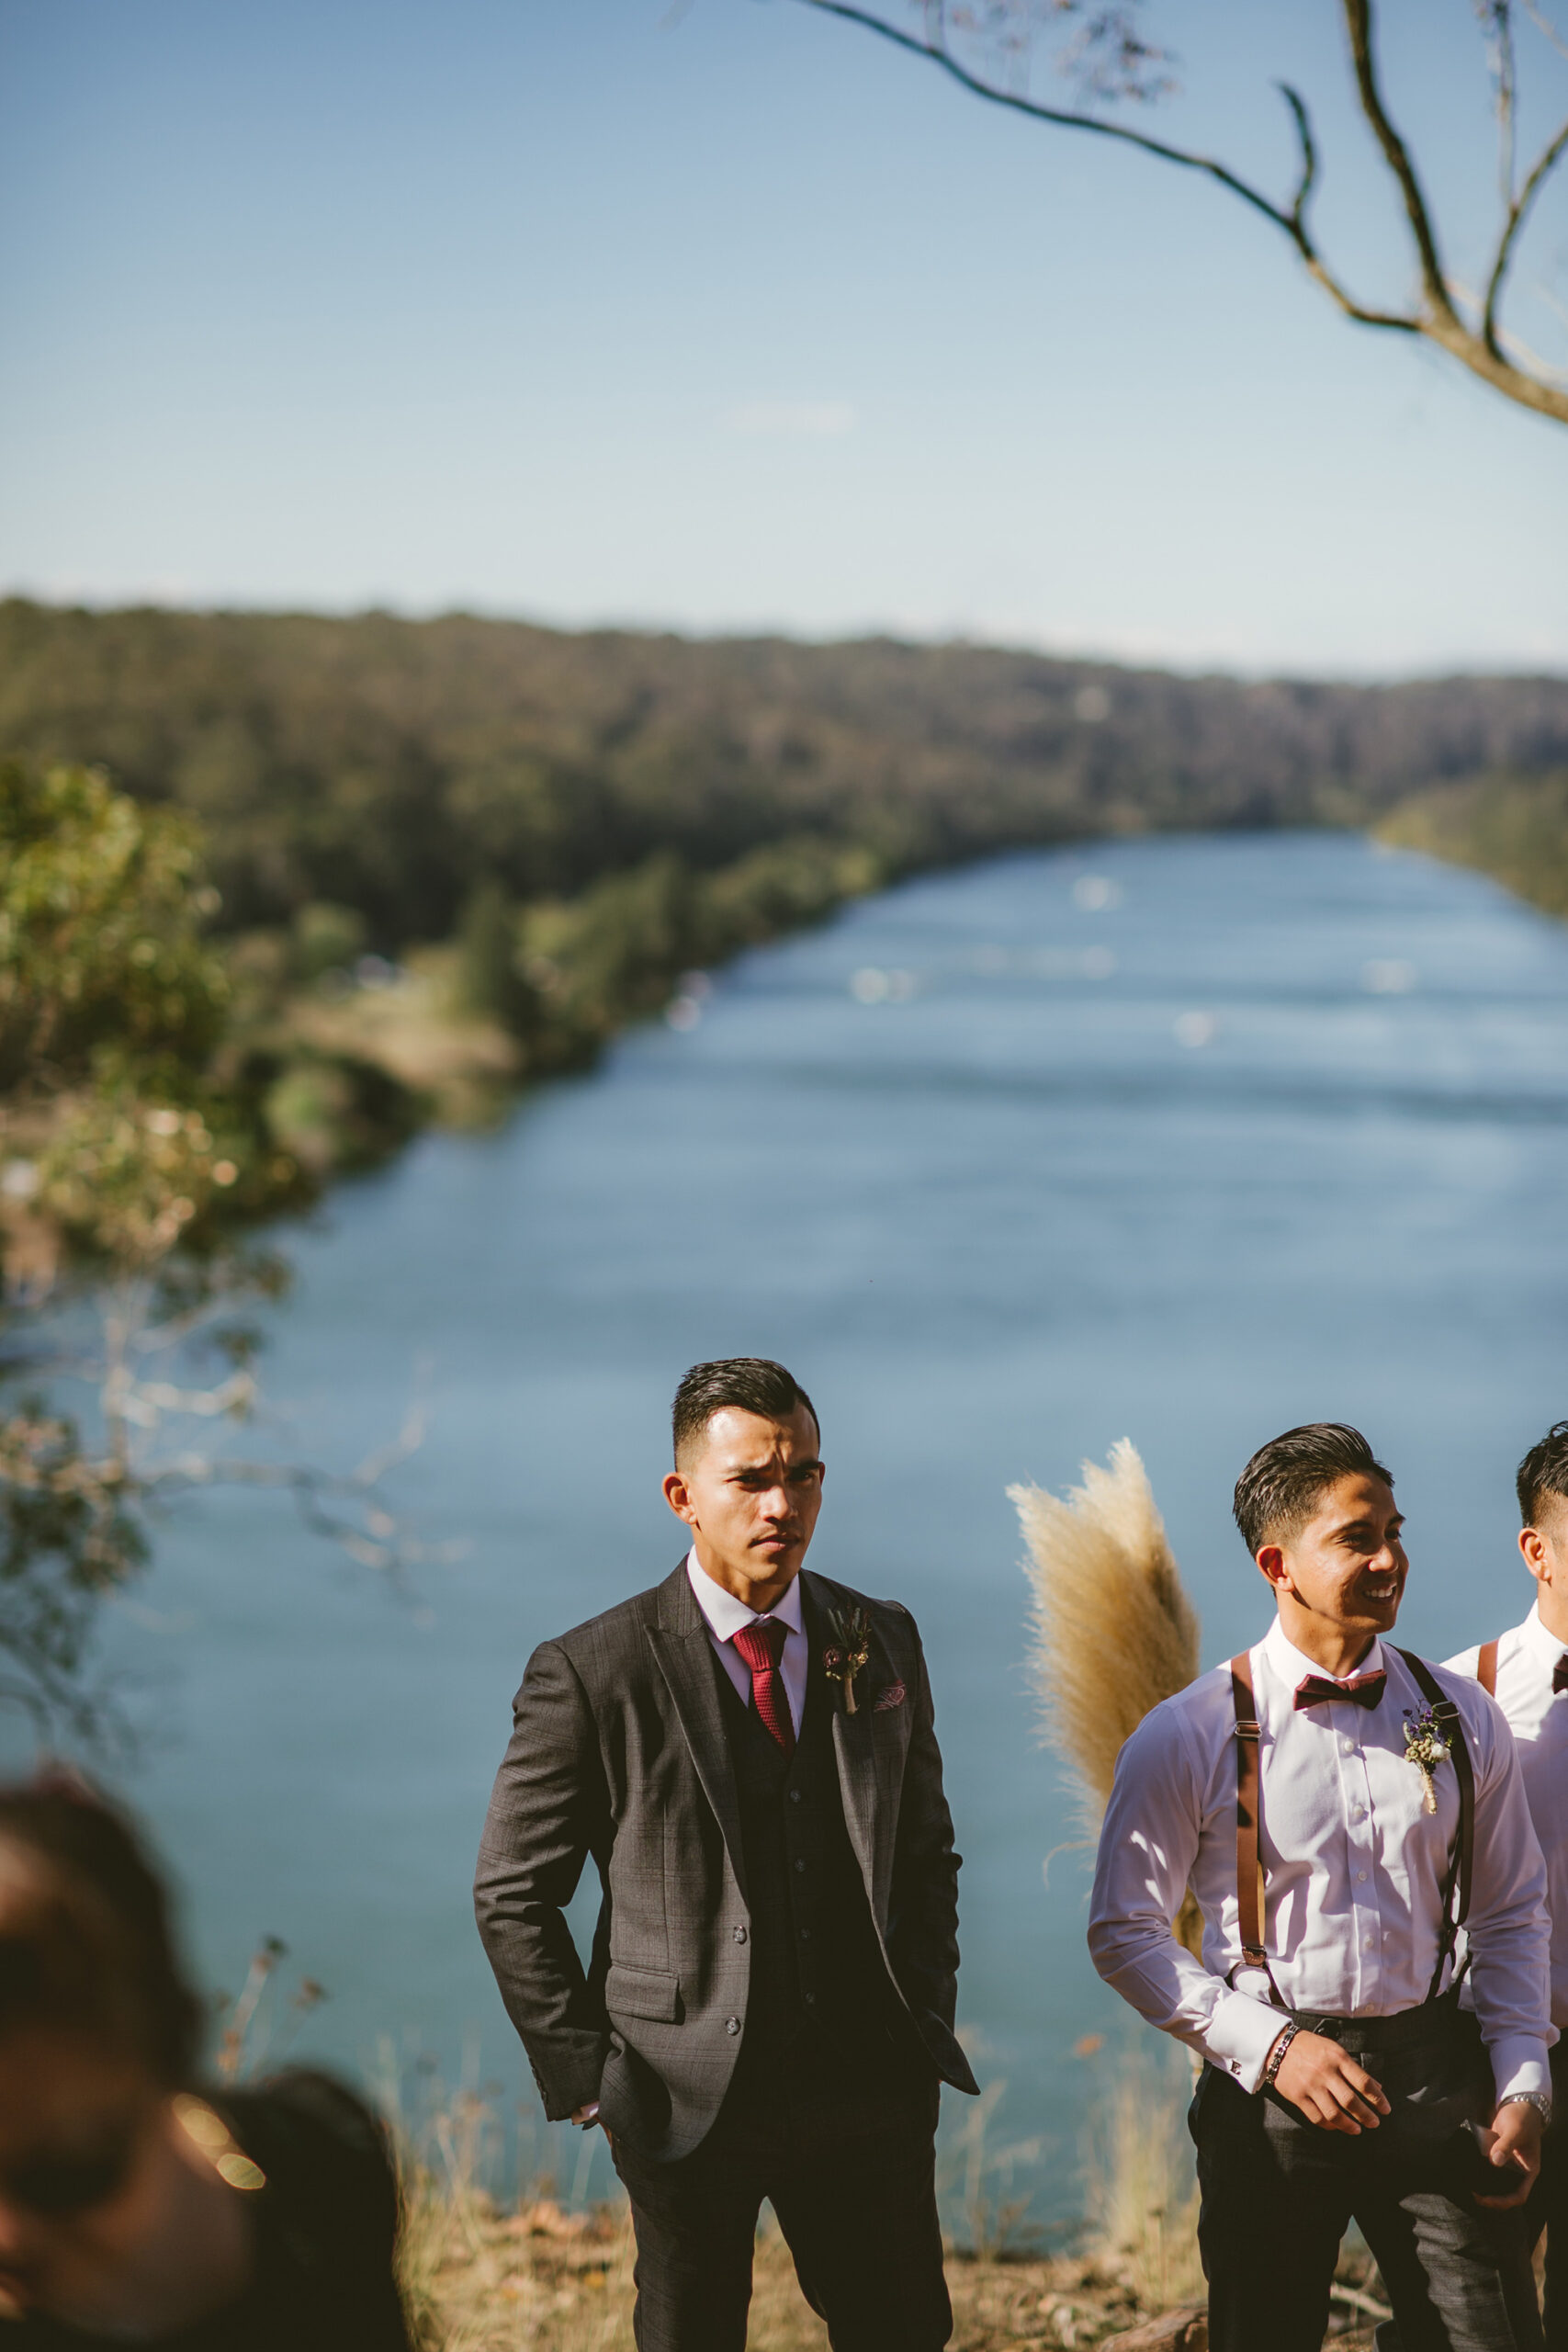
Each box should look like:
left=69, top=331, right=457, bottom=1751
left=1233, top=1423, right=1393, bottom=1556
left=0, top=1777, right=202, bottom=2086
left=1517, top=1422, right=1568, bottom=1528
left=671, top=1358, right=818, bottom=1466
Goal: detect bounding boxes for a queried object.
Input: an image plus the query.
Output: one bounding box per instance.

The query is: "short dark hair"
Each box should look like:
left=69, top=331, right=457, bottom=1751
left=1517, top=1422, right=1568, bottom=1527
left=671, top=1358, right=818, bottom=1466
left=0, top=1776, right=202, bottom=2085
left=1233, top=1423, right=1393, bottom=1555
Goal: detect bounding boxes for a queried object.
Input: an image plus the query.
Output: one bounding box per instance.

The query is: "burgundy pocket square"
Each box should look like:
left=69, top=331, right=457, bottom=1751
left=874, top=1681, right=907, bottom=1712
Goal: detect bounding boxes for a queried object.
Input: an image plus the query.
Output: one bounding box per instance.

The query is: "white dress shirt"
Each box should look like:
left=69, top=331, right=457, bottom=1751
left=685, top=1550, right=808, bottom=1737
left=1089, top=1615, right=1553, bottom=2100
left=1448, top=1601, right=1568, bottom=2030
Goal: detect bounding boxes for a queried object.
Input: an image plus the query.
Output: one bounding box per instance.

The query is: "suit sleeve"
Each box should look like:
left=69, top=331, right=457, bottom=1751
left=885, top=1616, right=964, bottom=2039
left=473, top=1639, right=614, bottom=2120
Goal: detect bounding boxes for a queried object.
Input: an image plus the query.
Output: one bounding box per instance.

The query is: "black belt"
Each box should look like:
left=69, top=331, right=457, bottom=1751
left=1286, top=1984, right=1464, bottom=2053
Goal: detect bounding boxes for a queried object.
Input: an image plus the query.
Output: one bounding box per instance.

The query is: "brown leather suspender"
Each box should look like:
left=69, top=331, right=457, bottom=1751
left=1229, top=1651, right=1269, bottom=1973
left=1228, top=1645, right=1476, bottom=2008
left=1477, top=1639, right=1499, bottom=1698
left=1395, top=1647, right=1476, bottom=2002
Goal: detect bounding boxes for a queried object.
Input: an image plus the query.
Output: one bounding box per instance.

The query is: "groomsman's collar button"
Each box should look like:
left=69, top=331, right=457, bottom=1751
left=732, top=1925, right=747, bottom=1943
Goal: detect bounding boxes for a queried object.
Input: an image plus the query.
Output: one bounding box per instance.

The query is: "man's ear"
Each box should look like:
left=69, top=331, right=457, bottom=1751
left=1521, top=1524, right=1551, bottom=1586
left=1256, top=1543, right=1290, bottom=1596
left=663, top=1469, right=695, bottom=1525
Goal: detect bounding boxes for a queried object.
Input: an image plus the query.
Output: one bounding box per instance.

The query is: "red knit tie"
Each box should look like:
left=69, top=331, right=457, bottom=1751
left=732, top=1618, right=795, bottom=1759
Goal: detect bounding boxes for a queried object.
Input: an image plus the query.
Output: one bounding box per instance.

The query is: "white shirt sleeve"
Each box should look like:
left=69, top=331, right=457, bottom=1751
left=1088, top=1699, right=1287, bottom=2093
left=1459, top=1683, right=1556, bottom=2102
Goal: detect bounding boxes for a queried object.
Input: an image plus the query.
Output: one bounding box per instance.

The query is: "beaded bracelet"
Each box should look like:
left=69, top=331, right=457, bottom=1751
left=1260, top=2021, right=1299, bottom=2092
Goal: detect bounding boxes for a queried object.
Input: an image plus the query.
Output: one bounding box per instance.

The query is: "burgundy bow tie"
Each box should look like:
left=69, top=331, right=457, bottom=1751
left=1294, top=1669, right=1387, bottom=1713
left=1553, top=1654, right=1568, bottom=1696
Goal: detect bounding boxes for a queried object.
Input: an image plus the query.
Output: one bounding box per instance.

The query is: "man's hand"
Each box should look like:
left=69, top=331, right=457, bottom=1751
left=571, top=2100, right=612, bottom=2150
left=1474, top=2099, right=1543, bottom=2209
left=1271, top=2030, right=1391, bottom=2134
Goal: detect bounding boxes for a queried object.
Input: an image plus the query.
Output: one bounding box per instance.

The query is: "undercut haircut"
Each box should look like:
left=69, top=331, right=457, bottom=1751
left=671, top=1358, right=818, bottom=1468
left=1233, top=1423, right=1393, bottom=1557
left=1517, top=1422, right=1568, bottom=1528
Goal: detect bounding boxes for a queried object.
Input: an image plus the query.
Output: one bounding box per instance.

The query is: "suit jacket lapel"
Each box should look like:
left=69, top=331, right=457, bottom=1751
left=646, top=1561, right=749, bottom=1905
left=804, top=1571, right=895, bottom=1925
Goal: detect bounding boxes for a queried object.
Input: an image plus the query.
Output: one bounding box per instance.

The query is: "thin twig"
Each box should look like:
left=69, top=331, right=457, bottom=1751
left=1484, top=110, right=1568, bottom=349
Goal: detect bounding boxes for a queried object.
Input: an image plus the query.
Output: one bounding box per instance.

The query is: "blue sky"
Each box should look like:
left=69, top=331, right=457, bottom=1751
left=2, top=0, right=1564, bottom=674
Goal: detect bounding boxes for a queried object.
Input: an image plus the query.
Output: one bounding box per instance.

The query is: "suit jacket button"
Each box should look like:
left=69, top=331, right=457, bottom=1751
left=795, top=1859, right=807, bottom=1873
left=732, top=1926, right=748, bottom=1944
left=726, top=2016, right=741, bottom=2036
left=789, top=1790, right=803, bottom=1803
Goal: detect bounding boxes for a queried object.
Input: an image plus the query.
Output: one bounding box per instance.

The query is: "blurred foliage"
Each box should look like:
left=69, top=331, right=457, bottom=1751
left=0, top=1393, right=147, bottom=1736
left=0, top=762, right=426, bottom=1740
left=0, top=758, right=317, bottom=1270
left=0, top=757, right=229, bottom=1092
left=1378, top=770, right=1568, bottom=921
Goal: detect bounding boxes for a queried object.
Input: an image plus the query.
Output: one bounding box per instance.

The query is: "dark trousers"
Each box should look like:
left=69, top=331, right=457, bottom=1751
left=1190, top=1997, right=1542, bottom=2352
left=611, top=2073, right=949, bottom=2352
left=1516, top=2043, right=1568, bottom=2350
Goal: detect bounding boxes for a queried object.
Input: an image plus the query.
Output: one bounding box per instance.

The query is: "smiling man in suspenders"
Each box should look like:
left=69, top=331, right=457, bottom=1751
left=1441, top=1422, right=1568, bottom=2347
left=1089, top=1423, right=1553, bottom=2352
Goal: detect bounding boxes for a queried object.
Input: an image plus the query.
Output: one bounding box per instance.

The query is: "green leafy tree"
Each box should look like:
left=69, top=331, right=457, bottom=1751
left=1, top=763, right=425, bottom=1744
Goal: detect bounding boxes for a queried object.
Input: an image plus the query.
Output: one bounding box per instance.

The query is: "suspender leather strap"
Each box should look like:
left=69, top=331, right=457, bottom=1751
left=1395, top=1647, right=1476, bottom=2003
left=1230, top=1651, right=1269, bottom=1969
left=1231, top=1645, right=1475, bottom=2010
left=1477, top=1639, right=1499, bottom=1699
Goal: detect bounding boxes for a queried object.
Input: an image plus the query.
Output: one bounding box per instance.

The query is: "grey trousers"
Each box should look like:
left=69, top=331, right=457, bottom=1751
left=1190, top=2000, right=1542, bottom=2352
left=611, top=2076, right=948, bottom=2352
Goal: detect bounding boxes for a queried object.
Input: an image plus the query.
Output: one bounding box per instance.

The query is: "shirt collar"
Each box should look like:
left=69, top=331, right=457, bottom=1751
left=1260, top=1615, right=1385, bottom=1690
left=1520, top=1600, right=1567, bottom=1668
left=684, top=1549, right=806, bottom=1645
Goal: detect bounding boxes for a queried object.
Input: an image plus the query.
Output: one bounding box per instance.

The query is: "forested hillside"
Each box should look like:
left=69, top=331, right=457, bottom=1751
left=6, top=600, right=1568, bottom=946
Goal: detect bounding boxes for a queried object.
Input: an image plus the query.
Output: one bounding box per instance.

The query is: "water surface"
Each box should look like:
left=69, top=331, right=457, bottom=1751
left=92, top=831, right=1568, bottom=2220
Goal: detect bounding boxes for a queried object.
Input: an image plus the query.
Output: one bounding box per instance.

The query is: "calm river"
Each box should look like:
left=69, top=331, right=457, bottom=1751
left=96, top=831, right=1568, bottom=2224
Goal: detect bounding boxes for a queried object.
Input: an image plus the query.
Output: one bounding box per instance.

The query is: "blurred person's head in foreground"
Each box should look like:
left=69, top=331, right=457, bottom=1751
left=0, top=1776, right=253, bottom=2332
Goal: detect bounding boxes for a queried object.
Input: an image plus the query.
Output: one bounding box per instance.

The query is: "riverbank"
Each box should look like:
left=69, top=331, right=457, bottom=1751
left=1377, top=770, right=1568, bottom=921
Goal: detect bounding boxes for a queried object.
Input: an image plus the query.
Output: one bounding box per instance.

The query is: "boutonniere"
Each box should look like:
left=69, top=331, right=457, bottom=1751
left=1403, top=1703, right=1451, bottom=1815
left=822, top=1605, right=873, bottom=1715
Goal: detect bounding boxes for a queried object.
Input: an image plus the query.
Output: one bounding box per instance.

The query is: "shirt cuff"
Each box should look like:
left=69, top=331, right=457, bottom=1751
left=1202, top=1988, right=1292, bottom=2095
left=1488, top=2038, right=1553, bottom=2106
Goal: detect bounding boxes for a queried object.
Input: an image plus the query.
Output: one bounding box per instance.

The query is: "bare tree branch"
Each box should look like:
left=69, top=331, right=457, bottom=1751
left=800, top=0, right=1302, bottom=235
left=1339, top=0, right=1461, bottom=323
left=1484, top=108, right=1568, bottom=347
left=796, top=0, right=1568, bottom=425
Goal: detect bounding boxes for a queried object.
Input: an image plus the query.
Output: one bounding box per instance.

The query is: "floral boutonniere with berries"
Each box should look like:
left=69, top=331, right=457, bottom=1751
left=823, top=1605, right=873, bottom=1715
left=1403, top=1703, right=1451, bottom=1815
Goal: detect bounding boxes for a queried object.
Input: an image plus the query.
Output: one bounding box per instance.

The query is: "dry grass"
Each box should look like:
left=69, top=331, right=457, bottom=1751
left=407, top=2195, right=1384, bottom=2350
left=408, top=2191, right=1152, bottom=2350
left=1082, top=2044, right=1203, bottom=2314
left=1010, top=1441, right=1201, bottom=1837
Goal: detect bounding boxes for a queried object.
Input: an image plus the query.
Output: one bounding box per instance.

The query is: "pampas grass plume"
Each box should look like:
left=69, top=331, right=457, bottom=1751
left=1011, top=1439, right=1201, bottom=1837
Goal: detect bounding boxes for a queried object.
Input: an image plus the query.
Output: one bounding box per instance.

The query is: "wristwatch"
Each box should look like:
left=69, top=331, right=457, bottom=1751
left=1499, top=2092, right=1552, bottom=2125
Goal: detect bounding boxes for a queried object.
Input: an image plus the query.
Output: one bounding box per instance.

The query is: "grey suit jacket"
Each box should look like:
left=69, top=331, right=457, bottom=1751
left=474, top=1561, right=980, bottom=2160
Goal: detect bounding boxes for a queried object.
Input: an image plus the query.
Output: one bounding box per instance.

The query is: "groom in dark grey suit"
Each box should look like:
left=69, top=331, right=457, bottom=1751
left=475, top=1356, right=977, bottom=2350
